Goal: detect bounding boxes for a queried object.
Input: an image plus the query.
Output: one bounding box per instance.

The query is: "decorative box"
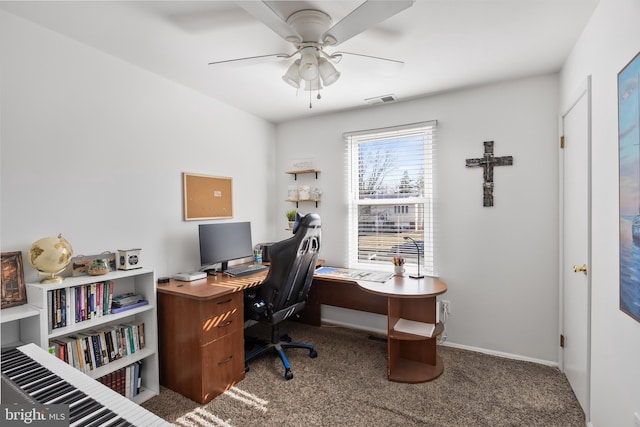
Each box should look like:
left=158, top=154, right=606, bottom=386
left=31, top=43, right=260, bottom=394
left=118, top=248, right=142, bottom=270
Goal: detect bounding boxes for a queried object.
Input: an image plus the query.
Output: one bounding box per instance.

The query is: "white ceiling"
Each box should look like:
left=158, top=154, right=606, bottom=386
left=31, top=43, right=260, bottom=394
left=1, top=1, right=599, bottom=123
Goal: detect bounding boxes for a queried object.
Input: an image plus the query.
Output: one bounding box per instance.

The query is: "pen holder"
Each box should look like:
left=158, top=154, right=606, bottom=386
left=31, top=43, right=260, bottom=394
left=394, top=265, right=405, bottom=276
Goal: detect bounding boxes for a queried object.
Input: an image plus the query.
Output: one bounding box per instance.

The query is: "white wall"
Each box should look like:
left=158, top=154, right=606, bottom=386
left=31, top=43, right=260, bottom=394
left=560, top=0, right=640, bottom=425
left=0, top=11, right=277, bottom=282
left=276, top=74, right=560, bottom=363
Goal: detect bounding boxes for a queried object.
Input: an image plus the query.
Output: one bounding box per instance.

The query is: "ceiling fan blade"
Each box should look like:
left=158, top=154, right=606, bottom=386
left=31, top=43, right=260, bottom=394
left=334, top=51, right=403, bottom=66
left=322, top=0, right=415, bottom=46
left=237, top=1, right=302, bottom=43
left=208, top=53, right=290, bottom=66
left=335, top=51, right=404, bottom=76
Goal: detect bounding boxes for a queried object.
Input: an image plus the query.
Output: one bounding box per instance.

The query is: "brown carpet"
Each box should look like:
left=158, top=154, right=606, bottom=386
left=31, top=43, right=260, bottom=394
left=142, top=322, right=585, bottom=427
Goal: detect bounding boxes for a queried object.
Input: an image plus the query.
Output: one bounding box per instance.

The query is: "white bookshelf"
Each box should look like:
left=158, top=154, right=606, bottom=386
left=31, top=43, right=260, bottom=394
left=25, top=268, right=159, bottom=404
left=1, top=304, right=41, bottom=349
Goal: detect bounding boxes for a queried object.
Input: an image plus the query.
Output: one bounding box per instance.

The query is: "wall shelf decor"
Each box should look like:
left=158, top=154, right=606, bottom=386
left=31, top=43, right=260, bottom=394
left=286, top=170, right=321, bottom=208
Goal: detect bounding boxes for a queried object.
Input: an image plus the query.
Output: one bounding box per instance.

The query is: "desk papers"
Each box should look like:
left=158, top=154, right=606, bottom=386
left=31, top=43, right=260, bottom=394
left=314, top=267, right=393, bottom=283
left=393, top=318, right=436, bottom=338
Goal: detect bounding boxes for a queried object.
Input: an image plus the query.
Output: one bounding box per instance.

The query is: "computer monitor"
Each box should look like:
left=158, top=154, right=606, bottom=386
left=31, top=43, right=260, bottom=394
left=199, top=222, right=253, bottom=272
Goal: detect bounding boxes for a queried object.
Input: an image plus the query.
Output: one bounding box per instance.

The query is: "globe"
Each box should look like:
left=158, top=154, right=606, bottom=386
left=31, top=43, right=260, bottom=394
left=28, top=234, right=74, bottom=283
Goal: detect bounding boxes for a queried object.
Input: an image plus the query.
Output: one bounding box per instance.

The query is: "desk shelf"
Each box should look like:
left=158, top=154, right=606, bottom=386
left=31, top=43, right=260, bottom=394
left=389, top=322, right=444, bottom=341
left=388, top=354, right=444, bottom=383
left=387, top=294, right=444, bottom=383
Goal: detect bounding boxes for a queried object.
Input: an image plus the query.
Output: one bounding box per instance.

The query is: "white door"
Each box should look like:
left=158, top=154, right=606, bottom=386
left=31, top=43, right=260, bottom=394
left=561, top=76, right=591, bottom=419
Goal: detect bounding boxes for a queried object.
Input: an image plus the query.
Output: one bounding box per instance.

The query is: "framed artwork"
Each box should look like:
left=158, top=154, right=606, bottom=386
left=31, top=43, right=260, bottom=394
left=1, top=251, right=27, bottom=309
left=618, top=50, right=640, bottom=323
left=183, top=172, right=233, bottom=220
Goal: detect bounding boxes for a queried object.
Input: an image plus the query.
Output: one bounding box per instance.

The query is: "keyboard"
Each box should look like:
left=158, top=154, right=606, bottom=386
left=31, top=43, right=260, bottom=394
left=225, top=264, right=269, bottom=277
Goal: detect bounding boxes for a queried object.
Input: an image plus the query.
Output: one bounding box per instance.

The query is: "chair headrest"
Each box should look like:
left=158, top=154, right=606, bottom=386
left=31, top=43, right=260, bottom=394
left=293, top=213, right=321, bottom=234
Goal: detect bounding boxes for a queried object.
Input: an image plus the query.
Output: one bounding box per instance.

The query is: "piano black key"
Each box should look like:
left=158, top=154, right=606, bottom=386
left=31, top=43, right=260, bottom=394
left=10, top=366, right=50, bottom=386
left=102, top=419, right=134, bottom=427
left=1, top=348, right=29, bottom=364
left=75, top=407, right=118, bottom=427
left=3, top=360, right=40, bottom=376
left=35, top=381, right=76, bottom=402
left=58, top=390, right=87, bottom=405
left=2, top=350, right=36, bottom=365
left=70, top=398, right=103, bottom=424
left=23, top=373, right=62, bottom=393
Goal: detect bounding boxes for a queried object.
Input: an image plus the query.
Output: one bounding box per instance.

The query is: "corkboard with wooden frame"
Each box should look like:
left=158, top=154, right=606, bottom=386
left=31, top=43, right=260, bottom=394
left=183, top=172, right=233, bottom=220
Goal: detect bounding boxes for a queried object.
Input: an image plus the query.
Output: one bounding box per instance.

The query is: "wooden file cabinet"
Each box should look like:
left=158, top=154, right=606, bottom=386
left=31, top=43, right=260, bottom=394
left=157, top=273, right=265, bottom=404
left=158, top=286, right=245, bottom=403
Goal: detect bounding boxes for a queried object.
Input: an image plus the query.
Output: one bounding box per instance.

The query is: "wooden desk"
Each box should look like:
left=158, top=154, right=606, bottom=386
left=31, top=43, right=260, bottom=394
left=157, top=267, right=446, bottom=404
left=303, top=274, right=447, bottom=383
left=156, top=271, right=266, bottom=404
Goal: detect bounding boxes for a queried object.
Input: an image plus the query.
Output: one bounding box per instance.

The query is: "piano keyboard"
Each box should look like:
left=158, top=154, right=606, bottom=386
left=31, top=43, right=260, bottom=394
left=1, top=343, right=170, bottom=427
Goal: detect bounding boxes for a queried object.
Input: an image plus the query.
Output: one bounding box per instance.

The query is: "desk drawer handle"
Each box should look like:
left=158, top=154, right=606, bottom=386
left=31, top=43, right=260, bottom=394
left=217, top=320, right=233, bottom=328
left=217, top=298, right=233, bottom=305
left=218, top=355, right=233, bottom=365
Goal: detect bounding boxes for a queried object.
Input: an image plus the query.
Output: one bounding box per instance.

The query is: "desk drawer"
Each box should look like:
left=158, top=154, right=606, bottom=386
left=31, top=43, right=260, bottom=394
left=201, top=331, right=245, bottom=402
left=201, top=293, right=243, bottom=345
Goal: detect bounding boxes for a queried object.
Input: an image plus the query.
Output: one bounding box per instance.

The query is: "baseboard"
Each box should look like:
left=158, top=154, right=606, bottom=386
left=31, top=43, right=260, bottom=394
left=441, top=341, right=559, bottom=367
left=320, top=305, right=559, bottom=367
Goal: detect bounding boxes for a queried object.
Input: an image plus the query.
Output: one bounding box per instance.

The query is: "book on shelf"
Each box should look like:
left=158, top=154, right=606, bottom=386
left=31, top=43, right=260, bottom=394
left=112, top=292, right=144, bottom=307
left=47, top=281, right=116, bottom=330
left=96, top=361, right=143, bottom=398
left=48, top=322, right=146, bottom=373
left=111, top=300, right=149, bottom=314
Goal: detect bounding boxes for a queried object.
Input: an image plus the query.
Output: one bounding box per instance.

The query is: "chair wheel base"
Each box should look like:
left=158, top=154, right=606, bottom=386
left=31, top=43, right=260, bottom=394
left=284, top=369, right=293, bottom=380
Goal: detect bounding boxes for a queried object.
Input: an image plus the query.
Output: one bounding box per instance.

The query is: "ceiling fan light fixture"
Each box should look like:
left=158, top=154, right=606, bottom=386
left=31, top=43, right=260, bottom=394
left=282, top=59, right=301, bottom=88
left=318, top=57, right=340, bottom=86
left=298, top=47, right=319, bottom=81
left=304, top=77, right=323, bottom=92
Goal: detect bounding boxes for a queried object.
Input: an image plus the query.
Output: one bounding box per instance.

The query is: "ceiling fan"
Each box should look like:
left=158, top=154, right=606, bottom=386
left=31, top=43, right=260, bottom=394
left=208, top=1, right=415, bottom=106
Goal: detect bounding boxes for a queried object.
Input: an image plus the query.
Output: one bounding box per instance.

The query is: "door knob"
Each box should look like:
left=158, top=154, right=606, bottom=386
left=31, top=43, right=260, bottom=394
left=573, top=264, right=588, bottom=274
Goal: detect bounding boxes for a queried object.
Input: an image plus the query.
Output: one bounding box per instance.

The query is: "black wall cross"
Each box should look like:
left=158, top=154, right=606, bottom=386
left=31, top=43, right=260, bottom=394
left=465, top=141, right=513, bottom=207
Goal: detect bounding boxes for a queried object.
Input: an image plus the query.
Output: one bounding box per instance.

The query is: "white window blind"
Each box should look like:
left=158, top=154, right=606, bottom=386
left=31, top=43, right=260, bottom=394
left=344, top=121, right=437, bottom=276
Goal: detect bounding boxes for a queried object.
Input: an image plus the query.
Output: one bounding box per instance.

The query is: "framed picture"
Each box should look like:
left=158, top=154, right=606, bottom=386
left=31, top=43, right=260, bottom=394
left=1, top=251, right=27, bottom=309
left=618, top=50, right=640, bottom=323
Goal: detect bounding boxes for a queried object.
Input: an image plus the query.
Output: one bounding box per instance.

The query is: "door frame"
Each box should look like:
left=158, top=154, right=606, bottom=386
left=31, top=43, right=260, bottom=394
left=558, top=75, right=592, bottom=421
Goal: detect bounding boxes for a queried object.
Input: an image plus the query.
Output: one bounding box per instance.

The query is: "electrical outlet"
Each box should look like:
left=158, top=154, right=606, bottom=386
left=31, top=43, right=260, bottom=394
left=441, top=300, right=451, bottom=315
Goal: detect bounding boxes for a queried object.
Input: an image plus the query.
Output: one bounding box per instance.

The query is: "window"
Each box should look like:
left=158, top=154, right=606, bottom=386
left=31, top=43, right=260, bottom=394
left=345, top=121, right=437, bottom=275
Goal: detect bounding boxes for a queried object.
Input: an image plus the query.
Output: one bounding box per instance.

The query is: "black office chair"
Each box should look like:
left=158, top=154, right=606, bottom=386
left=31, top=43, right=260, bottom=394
left=244, top=213, right=321, bottom=380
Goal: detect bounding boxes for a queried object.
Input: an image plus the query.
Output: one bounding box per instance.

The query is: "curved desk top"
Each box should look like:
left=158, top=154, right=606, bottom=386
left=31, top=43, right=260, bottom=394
left=355, top=275, right=447, bottom=298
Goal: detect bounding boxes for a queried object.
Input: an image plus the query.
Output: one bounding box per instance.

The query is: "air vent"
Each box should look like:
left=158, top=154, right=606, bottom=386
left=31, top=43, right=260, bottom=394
left=365, top=94, right=396, bottom=105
